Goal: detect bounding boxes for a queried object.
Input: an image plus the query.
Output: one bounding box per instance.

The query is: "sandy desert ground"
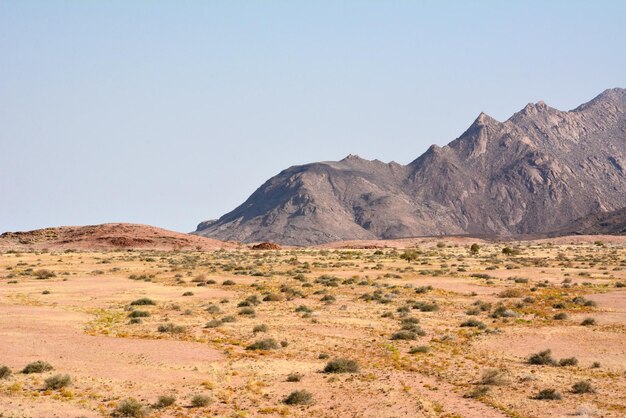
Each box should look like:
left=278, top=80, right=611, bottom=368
left=1, top=236, right=625, bottom=417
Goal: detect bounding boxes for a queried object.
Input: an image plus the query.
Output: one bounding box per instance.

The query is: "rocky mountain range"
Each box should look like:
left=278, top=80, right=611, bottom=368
left=195, top=88, right=626, bottom=245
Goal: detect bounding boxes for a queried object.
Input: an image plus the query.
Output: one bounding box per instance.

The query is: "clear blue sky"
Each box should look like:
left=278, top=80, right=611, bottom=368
left=2, top=1, right=625, bottom=233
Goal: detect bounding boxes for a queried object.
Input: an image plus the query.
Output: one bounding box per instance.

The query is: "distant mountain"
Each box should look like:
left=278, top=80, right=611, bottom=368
left=195, top=88, right=626, bottom=245
left=0, top=223, right=233, bottom=251
left=550, top=207, right=626, bottom=236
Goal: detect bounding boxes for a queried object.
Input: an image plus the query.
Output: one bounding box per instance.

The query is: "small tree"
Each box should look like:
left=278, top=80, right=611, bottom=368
left=470, top=243, right=480, bottom=255
left=400, top=249, right=420, bottom=262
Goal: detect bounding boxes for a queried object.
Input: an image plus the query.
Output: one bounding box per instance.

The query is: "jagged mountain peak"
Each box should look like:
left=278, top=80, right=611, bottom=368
left=476, top=111, right=494, bottom=123
left=342, top=153, right=364, bottom=161
left=574, top=87, right=626, bottom=112
left=507, top=100, right=562, bottom=124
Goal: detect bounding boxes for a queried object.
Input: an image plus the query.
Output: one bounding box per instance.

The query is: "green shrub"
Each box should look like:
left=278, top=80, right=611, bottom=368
left=287, top=372, right=302, bottom=382
left=222, top=280, right=236, bottom=286
left=480, top=369, right=507, bottom=386
left=190, top=394, right=211, bottom=407
left=401, top=322, right=425, bottom=335
left=573, top=296, right=597, bottom=307
left=253, top=324, right=268, bottom=333
left=44, top=374, right=71, bottom=390
left=153, top=395, right=176, bottom=408
left=263, top=293, right=282, bottom=302
left=533, top=388, right=562, bottom=400
left=182, top=291, right=194, bottom=296
left=400, top=250, right=420, bottom=262
left=553, top=312, right=568, bottom=320
left=205, top=319, right=222, bottom=328
left=391, top=330, right=416, bottom=340
left=558, top=357, right=578, bottom=367
left=205, top=304, right=221, bottom=314
left=527, top=350, right=556, bottom=366
left=128, top=310, right=150, bottom=318
left=239, top=307, right=256, bottom=316
left=34, top=269, right=56, bottom=279
left=581, top=317, right=596, bottom=326
left=320, top=294, right=336, bottom=304
left=498, top=289, right=523, bottom=298
left=246, top=338, right=279, bottom=350
left=22, top=361, right=53, bottom=374
left=413, top=302, right=438, bottom=312
left=471, top=273, right=492, bottom=279
left=283, top=390, right=313, bottom=405
left=409, top=345, right=429, bottom=354
left=323, top=358, right=359, bottom=373
left=130, top=298, right=155, bottom=306
left=464, top=385, right=490, bottom=398
left=157, top=323, right=185, bottom=334
left=491, top=305, right=517, bottom=318
left=460, top=319, right=486, bottom=329
left=415, top=286, right=433, bottom=294
left=502, top=247, right=514, bottom=255
left=0, top=366, right=11, bottom=379
left=572, top=380, right=595, bottom=394
left=243, top=295, right=261, bottom=305
left=112, top=398, right=146, bottom=417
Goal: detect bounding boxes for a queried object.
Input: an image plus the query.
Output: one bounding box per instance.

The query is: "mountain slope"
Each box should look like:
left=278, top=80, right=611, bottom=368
left=195, top=88, right=626, bottom=245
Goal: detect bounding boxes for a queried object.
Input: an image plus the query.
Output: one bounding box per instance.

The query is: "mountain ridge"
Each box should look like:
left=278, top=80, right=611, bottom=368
left=195, top=88, right=626, bottom=245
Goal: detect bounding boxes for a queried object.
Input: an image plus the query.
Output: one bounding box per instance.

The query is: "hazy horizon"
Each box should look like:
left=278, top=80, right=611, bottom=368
left=2, top=1, right=626, bottom=233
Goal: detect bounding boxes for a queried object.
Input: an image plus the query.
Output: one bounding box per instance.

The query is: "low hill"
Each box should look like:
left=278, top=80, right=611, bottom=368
left=0, top=223, right=235, bottom=251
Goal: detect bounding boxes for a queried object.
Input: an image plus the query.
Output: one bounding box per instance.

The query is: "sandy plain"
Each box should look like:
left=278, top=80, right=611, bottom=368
left=0, top=236, right=625, bottom=417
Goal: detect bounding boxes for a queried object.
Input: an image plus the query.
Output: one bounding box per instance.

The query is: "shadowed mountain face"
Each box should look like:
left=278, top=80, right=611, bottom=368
left=196, top=88, right=626, bottom=245
left=550, top=207, right=626, bottom=236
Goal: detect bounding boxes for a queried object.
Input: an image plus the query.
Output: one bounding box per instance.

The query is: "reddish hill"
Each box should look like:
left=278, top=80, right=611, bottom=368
left=0, top=223, right=236, bottom=251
